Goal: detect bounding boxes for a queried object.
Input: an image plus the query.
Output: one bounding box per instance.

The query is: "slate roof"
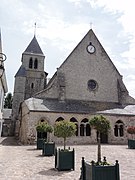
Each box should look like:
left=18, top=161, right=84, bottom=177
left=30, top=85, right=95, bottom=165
left=98, top=105, right=135, bottom=116
left=24, top=36, right=44, bottom=55
left=24, top=98, right=135, bottom=115
left=24, top=97, right=96, bottom=113
left=15, top=66, right=26, bottom=77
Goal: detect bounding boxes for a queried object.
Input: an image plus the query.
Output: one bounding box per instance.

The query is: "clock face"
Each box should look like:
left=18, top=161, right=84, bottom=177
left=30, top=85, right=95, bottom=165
left=87, top=44, right=95, bottom=54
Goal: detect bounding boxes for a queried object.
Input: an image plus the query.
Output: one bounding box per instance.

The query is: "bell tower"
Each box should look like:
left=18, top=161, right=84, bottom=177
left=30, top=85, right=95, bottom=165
left=21, top=35, right=47, bottom=99
left=12, top=35, right=47, bottom=130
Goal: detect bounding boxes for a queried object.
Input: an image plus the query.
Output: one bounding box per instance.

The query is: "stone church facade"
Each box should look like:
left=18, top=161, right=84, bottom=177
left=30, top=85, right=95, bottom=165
left=12, top=29, right=135, bottom=145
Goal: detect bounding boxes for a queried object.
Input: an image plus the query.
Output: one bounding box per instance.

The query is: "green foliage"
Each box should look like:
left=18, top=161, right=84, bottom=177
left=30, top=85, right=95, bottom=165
left=4, top=92, right=13, bottom=109
left=91, top=157, right=110, bottom=166
left=54, top=120, right=76, bottom=139
left=36, top=122, right=53, bottom=133
left=89, top=115, right=111, bottom=163
left=54, top=120, right=76, bottom=150
left=89, top=115, right=111, bottom=134
left=45, top=123, right=53, bottom=133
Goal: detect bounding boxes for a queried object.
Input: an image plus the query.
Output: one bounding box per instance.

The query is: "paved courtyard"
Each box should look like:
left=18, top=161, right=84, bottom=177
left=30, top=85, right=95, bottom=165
left=0, top=137, right=135, bottom=180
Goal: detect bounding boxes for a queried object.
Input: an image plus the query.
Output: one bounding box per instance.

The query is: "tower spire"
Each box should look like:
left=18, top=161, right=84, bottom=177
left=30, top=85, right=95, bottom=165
left=34, top=22, right=37, bottom=37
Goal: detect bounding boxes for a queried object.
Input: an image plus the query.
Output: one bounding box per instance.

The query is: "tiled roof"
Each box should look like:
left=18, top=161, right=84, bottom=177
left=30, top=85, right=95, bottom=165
left=24, top=36, right=44, bottom=55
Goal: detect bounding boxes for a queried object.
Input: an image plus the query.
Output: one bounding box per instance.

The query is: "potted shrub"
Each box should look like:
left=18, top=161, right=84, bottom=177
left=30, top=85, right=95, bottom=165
left=36, top=121, right=47, bottom=150
left=127, top=126, right=135, bottom=149
left=54, top=120, right=76, bottom=171
left=80, top=115, right=120, bottom=180
left=42, top=123, right=55, bottom=156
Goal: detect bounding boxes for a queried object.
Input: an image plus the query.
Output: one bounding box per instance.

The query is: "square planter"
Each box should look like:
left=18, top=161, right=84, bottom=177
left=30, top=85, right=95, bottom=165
left=42, top=142, right=55, bottom=156
left=80, top=157, right=120, bottom=180
left=37, top=138, right=44, bottom=150
left=55, top=148, right=75, bottom=171
left=128, top=139, right=135, bottom=149
left=36, top=132, right=47, bottom=150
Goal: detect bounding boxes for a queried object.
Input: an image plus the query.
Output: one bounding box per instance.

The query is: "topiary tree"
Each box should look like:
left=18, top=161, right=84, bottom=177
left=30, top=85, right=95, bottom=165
left=54, top=120, right=76, bottom=150
left=36, top=122, right=53, bottom=141
left=45, top=123, right=53, bottom=142
left=89, top=115, right=111, bottom=163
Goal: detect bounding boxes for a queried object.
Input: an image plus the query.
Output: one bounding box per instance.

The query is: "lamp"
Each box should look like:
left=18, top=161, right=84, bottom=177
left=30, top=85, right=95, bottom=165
left=0, top=52, right=6, bottom=78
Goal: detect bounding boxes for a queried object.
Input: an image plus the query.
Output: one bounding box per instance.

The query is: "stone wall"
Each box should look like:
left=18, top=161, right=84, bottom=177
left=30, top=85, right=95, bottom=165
left=18, top=107, right=134, bottom=145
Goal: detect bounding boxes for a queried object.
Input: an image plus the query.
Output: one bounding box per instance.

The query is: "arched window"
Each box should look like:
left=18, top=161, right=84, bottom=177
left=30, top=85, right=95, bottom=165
left=75, top=124, right=78, bottom=136
left=34, top=58, right=38, bottom=69
left=114, top=125, right=118, bottom=137
left=86, top=124, right=91, bottom=136
left=80, top=118, right=91, bottom=136
left=70, top=117, right=78, bottom=136
left=114, top=120, right=124, bottom=137
left=56, top=117, right=64, bottom=122
left=80, top=124, right=84, bottom=136
left=119, top=125, right=124, bottom=137
left=82, top=118, right=88, bottom=123
left=29, top=57, right=33, bottom=69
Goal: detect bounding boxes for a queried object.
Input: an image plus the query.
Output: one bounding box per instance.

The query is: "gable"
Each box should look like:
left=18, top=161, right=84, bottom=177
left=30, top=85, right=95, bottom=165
left=57, top=29, right=127, bottom=103
left=35, top=29, right=135, bottom=105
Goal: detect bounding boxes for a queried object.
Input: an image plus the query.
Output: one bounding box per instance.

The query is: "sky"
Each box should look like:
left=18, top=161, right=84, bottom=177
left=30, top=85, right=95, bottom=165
left=0, top=0, right=135, bottom=98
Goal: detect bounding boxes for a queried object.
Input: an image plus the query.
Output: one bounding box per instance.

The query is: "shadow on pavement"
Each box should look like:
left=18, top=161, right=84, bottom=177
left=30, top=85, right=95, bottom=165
left=38, top=168, right=72, bottom=177
left=0, top=137, right=20, bottom=146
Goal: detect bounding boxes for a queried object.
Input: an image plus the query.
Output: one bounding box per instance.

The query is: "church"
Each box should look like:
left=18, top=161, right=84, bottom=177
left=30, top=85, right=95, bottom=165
left=12, top=29, right=135, bottom=145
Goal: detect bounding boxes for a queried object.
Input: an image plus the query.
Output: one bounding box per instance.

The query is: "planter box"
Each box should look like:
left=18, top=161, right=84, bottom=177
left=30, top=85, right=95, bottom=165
left=42, top=142, right=55, bottom=156
left=36, top=132, right=47, bottom=150
left=37, top=138, right=44, bottom=150
left=55, top=148, right=75, bottom=171
left=128, top=139, right=135, bottom=149
left=80, top=157, right=120, bottom=180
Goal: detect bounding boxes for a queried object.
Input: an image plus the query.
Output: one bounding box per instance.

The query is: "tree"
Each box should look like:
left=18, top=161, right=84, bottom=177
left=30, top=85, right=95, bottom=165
left=54, top=120, right=76, bottom=150
left=36, top=121, right=53, bottom=142
left=45, top=123, right=53, bottom=142
left=89, top=115, right=111, bottom=163
left=4, top=92, right=13, bottom=108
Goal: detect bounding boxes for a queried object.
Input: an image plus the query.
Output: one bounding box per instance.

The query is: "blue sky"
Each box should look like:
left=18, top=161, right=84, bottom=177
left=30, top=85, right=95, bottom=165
left=1, top=0, right=135, bottom=98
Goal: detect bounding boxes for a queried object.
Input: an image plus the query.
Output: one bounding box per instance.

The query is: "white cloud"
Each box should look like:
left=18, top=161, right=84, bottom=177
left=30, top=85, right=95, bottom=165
left=1, top=0, right=135, bottom=98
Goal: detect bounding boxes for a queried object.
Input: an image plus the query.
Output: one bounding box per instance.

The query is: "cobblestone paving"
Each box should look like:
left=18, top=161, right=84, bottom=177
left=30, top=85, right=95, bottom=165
left=0, top=137, right=135, bottom=180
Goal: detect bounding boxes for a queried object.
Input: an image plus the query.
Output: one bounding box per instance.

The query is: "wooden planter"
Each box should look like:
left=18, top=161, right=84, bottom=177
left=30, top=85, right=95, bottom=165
left=55, top=148, right=75, bottom=171
left=128, top=139, right=135, bottom=149
left=80, top=157, right=120, bottom=180
left=42, top=142, right=55, bottom=156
